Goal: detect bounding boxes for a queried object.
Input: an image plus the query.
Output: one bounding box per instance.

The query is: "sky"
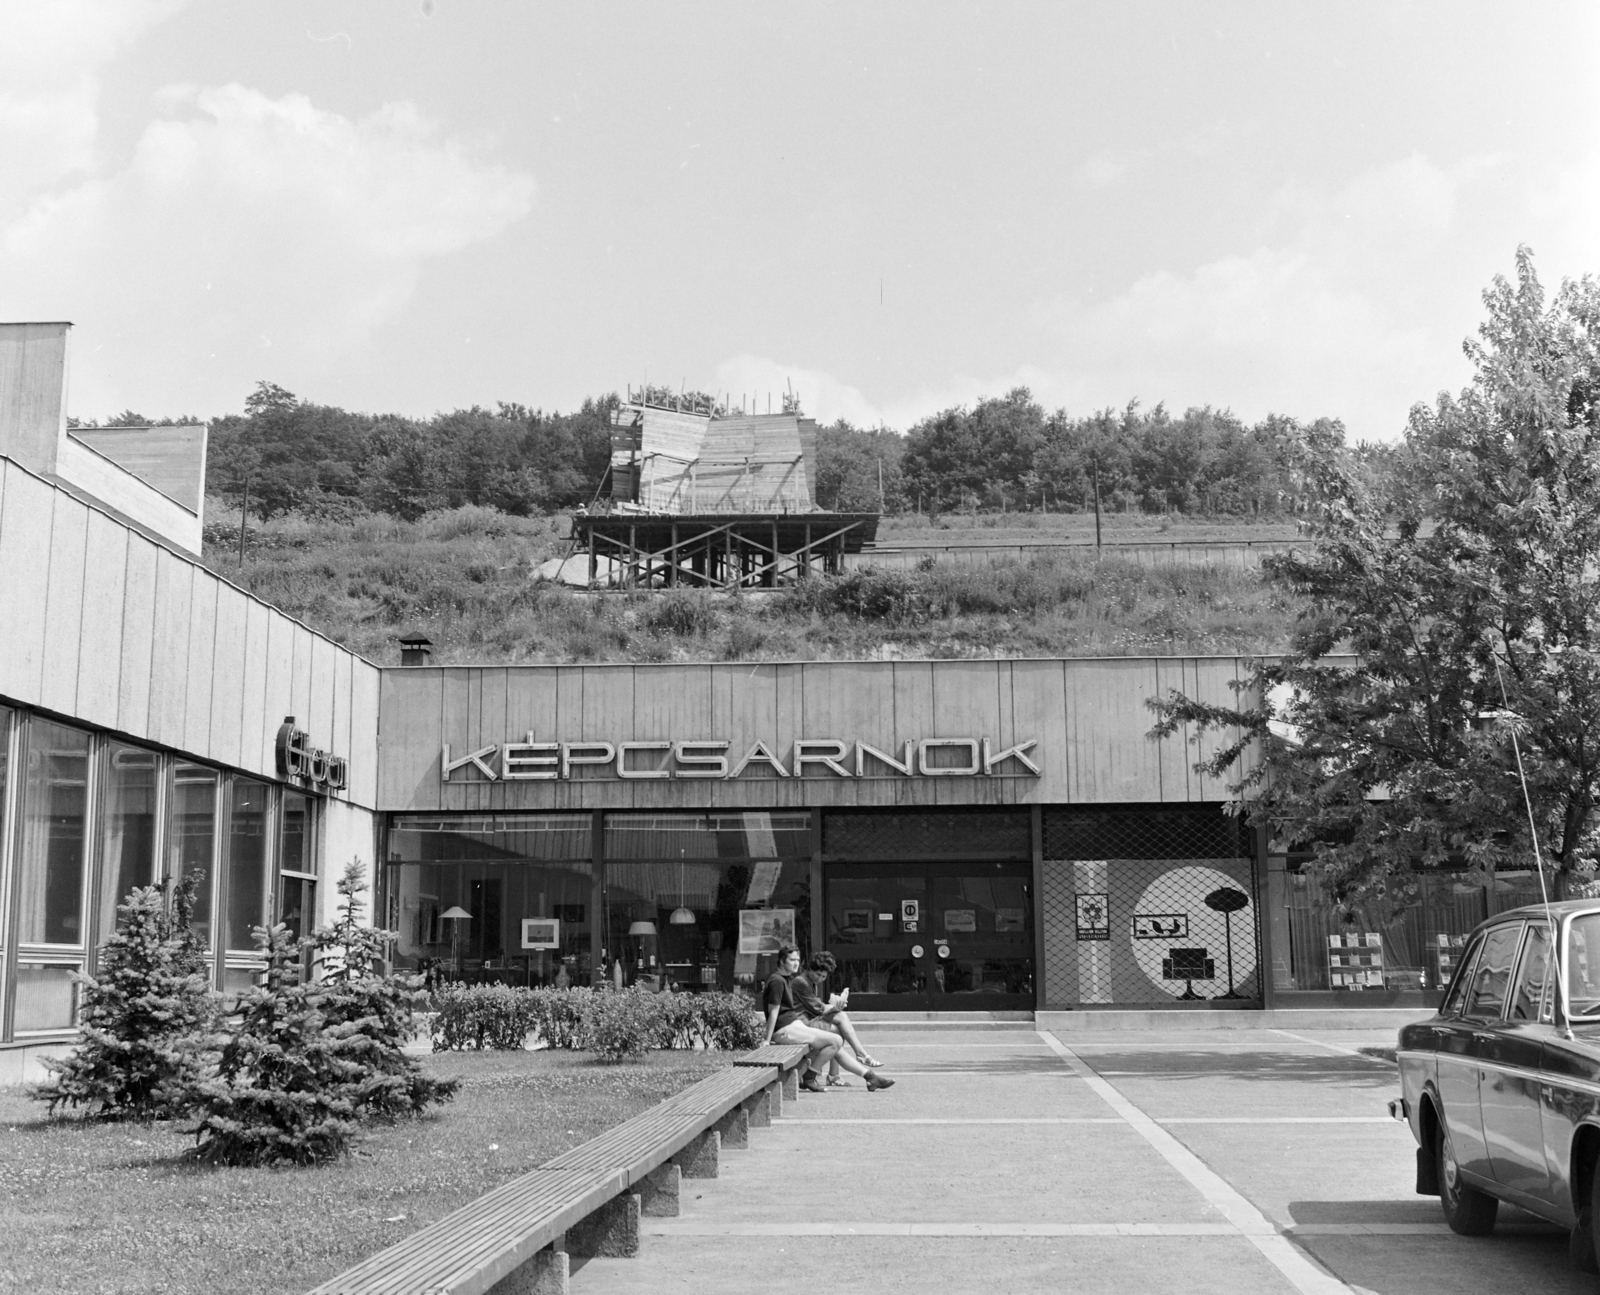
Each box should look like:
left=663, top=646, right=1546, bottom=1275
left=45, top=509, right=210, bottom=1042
left=2, top=2, right=1597, bottom=440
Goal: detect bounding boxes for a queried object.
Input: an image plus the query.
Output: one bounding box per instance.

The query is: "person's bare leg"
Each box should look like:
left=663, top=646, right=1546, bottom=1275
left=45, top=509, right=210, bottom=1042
left=831, top=1011, right=880, bottom=1066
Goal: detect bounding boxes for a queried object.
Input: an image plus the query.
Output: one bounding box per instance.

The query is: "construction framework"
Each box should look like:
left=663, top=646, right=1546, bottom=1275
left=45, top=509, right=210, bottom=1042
left=570, top=512, right=880, bottom=590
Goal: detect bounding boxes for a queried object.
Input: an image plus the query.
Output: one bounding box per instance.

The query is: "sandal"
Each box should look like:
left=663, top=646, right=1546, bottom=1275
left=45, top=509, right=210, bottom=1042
left=826, top=1074, right=855, bottom=1087
left=856, top=1054, right=882, bottom=1067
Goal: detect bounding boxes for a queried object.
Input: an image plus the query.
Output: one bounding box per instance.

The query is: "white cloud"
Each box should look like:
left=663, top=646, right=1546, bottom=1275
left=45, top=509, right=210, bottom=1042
left=0, top=0, right=183, bottom=206
left=0, top=83, right=534, bottom=415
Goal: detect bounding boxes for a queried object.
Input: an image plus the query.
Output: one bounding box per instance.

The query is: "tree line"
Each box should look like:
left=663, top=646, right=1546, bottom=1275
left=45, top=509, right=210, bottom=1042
left=109, top=376, right=1383, bottom=522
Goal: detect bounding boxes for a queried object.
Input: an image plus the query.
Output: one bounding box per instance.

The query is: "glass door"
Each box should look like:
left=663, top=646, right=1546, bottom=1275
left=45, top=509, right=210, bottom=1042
left=824, top=860, right=1034, bottom=1010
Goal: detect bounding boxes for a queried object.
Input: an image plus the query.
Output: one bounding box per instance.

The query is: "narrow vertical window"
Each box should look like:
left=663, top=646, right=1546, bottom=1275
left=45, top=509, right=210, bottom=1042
left=227, top=779, right=270, bottom=952
left=277, top=790, right=317, bottom=943
left=97, top=743, right=158, bottom=947
left=17, top=720, right=90, bottom=946
left=170, top=762, right=219, bottom=950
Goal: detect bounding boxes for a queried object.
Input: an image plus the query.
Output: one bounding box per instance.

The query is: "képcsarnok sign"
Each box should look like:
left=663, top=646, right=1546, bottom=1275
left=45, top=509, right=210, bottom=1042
left=440, top=737, right=1041, bottom=782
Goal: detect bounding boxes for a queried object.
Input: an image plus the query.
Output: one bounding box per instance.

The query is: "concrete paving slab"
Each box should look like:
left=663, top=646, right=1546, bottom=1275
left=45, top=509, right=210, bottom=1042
left=1293, top=1230, right=1571, bottom=1295
left=1104, top=1075, right=1399, bottom=1122
left=689, top=1122, right=1220, bottom=1224
left=780, top=1071, right=1113, bottom=1120
left=569, top=1235, right=1302, bottom=1295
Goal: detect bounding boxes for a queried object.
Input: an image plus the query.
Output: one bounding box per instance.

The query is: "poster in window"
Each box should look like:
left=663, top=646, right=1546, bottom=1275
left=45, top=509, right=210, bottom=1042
left=521, top=918, right=561, bottom=950
left=943, top=909, right=978, bottom=933
left=1075, top=893, right=1110, bottom=942
left=841, top=907, right=873, bottom=933
left=738, top=907, right=796, bottom=955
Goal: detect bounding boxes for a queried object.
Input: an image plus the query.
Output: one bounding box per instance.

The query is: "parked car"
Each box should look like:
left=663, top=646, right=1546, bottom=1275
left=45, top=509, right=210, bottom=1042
left=1394, top=898, right=1600, bottom=1273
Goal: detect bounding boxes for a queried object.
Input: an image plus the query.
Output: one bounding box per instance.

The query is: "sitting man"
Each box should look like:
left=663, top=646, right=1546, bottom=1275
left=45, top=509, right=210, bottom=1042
left=763, top=945, right=894, bottom=1092
left=793, top=950, right=884, bottom=1086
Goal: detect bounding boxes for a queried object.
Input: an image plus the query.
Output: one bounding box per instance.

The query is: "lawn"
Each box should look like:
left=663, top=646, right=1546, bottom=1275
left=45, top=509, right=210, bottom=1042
left=0, top=1049, right=732, bottom=1295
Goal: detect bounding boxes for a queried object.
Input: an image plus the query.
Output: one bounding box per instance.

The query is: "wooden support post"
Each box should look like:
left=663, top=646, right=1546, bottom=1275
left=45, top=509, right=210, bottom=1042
left=768, top=521, right=778, bottom=587
left=669, top=523, right=678, bottom=588
left=628, top=524, right=637, bottom=589
left=587, top=529, right=597, bottom=589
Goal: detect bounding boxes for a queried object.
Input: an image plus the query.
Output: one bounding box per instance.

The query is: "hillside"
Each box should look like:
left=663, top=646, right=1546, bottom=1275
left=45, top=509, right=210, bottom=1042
left=200, top=505, right=1301, bottom=667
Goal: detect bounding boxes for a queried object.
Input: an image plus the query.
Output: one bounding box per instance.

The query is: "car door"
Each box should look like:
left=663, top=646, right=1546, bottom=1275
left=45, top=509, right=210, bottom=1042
left=1479, top=922, right=1554, bottom=1202
left=1437, top=923, right=1522, bottom=1185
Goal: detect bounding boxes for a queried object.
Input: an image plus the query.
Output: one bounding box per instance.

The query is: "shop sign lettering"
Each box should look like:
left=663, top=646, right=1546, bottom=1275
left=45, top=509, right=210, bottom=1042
left=439, top=736, right=1041, bottom=783
left=276, top=717, right=348, bottom=791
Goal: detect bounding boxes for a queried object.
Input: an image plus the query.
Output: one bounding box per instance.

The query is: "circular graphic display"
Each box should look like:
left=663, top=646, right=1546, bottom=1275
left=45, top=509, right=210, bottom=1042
left=910, top=944, right=924, bottom=959
left=1130, top=866, right=1257, bottom=1000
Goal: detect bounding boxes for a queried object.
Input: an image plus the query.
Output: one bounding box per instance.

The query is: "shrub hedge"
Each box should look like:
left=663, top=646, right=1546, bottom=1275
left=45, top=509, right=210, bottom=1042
left=431, top=984, right=762, bottom=1057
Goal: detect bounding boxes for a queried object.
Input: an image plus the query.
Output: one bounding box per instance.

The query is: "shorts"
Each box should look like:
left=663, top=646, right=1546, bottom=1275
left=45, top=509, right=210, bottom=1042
left=773, top=1021, right=840, bottom=1049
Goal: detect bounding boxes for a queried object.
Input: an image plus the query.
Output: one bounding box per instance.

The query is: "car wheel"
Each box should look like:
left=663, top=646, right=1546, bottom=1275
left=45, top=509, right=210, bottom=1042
left=1437, top=1118, right=1498, bottom=1236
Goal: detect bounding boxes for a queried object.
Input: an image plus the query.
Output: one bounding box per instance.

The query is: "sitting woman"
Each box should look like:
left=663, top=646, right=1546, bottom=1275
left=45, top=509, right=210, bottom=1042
left=763, top=946, right=893, bottom=1092
left=791, top=951, right=885, bottom=1086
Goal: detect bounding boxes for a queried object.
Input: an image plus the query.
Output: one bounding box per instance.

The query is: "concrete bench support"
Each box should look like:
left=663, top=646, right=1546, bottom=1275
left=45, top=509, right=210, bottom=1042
left=782, top=1068, right=799, bottom=1102
left=714, top=1105, right=749, bottom=1149
left=639, top=1162, right=680, bottom=1218
left=566, top=1193, right=640, bottom=1259
left=488, top=1245, right=567, bottom=1295
left=743, top=1087, right=772, bottom=1129
left=676, top=1129, right=720, bottom=1178
left=766, top=1078, right=783, bottom=1119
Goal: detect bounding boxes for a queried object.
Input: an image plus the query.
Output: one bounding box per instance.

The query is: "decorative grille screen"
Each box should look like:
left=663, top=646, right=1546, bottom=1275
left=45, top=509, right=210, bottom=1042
left=823, top=810, right=1031, bottom=862
left=1040, top=807, right=1259, bottom=1007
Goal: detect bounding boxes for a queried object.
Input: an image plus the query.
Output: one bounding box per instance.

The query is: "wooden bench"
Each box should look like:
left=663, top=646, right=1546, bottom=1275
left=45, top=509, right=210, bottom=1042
left=305, top=1043, right=812, bottom=1295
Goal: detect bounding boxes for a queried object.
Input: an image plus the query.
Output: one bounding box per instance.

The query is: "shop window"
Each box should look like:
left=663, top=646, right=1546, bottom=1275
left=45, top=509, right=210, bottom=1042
left=607, top=812, right=811, bottom=861
left=17, top=720, right=91, bottom=946
left=170, top=763, right=219, bottom=949
left=1281, top=868, right=1487, bottom=996
left=13, top=963, right=78, bottom=1032
left=277, top=791, right=317, bottom=943
left=604, top=812, right=811, bottom=993
left=385, top=813, right=593, bottom=989
left=96, top=742, right=158, bottom=947
left=227, top=779, right=271, bottom=953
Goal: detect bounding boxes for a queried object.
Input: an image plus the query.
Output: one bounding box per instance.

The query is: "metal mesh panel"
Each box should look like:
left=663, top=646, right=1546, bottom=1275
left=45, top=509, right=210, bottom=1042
left=1040, top=807, right=1258, bottom=1007
left=823, top=810, right=1031, bottom=862
left=1043, top=806, right=1245, bottom=861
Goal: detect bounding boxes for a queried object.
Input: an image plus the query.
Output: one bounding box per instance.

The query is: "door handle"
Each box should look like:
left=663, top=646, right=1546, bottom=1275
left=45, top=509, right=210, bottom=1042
left=1472, top=1032, right=1496, bottom=1043
left=1429, top=1026, right=1449, bottom=1036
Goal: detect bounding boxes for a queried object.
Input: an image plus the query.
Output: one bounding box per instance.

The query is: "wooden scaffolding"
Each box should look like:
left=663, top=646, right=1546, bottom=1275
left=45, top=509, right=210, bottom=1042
left=570, top=512, right=880, bottom=590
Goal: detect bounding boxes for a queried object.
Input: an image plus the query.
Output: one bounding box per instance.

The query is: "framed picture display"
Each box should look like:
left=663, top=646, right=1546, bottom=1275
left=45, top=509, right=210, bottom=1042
left=521, top=918, right=561, bottom=950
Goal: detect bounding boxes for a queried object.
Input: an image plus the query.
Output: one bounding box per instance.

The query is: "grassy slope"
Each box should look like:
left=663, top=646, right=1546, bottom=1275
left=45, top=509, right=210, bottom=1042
left=0, top=1050, right=729, bottom=1295
left=200, top=506, right=1301, bottom=666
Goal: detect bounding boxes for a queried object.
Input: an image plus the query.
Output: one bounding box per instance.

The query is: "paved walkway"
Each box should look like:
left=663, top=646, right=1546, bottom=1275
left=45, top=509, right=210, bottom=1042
left=568, top=1024, right=1574, bottom=1295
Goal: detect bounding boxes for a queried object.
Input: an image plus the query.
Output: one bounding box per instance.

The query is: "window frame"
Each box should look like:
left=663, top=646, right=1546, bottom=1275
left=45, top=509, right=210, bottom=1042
left=1439, top=933, right=1484, bottom=1019
left=1505, top=921, right=1554, bottom=1024
left=1461, top=922, right=1525, bottom=1023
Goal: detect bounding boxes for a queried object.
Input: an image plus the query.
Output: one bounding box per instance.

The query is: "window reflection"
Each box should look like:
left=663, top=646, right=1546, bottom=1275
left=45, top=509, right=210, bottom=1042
left=18, top=720, right=90, bottom=945
left=97, top=743, right=157, bottom=946
left=227, top=779, right=270, bottom=952
left=170, top=763, right=218, bottom=948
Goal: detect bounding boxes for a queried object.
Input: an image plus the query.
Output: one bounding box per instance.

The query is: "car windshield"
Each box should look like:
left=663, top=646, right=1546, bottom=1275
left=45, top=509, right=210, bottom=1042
left=1568, top=914, right=1600, bottom=1018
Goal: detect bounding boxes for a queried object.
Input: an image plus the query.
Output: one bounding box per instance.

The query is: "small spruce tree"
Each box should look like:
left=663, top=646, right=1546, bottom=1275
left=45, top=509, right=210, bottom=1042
left=38, top=877, right=217, bottom=1120
left=188, top=923, right=362, bottom=1166
left=310, top=859, right=458, bottom=1120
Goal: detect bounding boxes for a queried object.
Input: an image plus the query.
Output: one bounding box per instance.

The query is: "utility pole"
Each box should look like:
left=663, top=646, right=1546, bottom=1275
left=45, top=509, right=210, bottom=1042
left=237, top=471, right=251, bottom=569
left=1092, top=458, right=1102, bottom=553
left=877, top=457, right=885, bottom=512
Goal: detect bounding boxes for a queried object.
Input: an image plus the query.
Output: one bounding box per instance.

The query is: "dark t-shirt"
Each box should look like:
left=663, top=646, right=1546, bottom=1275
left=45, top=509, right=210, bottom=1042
left=763, top=971, right=804, bottom=1030
left=790, top=971, right=831, bottom=1020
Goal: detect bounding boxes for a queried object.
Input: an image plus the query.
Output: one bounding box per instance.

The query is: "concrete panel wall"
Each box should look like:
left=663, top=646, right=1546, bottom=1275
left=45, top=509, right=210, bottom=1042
left=379, top=657, right=1259, bottom=813
left=54, top=436, right=203, bottom=555
left=0, top=323, right=68, bottom=474
left=0, top=456, right=380, bottom=808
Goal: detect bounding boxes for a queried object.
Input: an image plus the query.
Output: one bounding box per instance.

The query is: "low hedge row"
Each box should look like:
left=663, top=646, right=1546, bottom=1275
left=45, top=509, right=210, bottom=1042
left=430, top=985, right=762, bottom=1061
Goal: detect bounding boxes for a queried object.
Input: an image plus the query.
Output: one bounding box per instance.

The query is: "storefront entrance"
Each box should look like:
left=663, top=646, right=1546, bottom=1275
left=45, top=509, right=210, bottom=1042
left=823, top=860, right=1035, bottom=1010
